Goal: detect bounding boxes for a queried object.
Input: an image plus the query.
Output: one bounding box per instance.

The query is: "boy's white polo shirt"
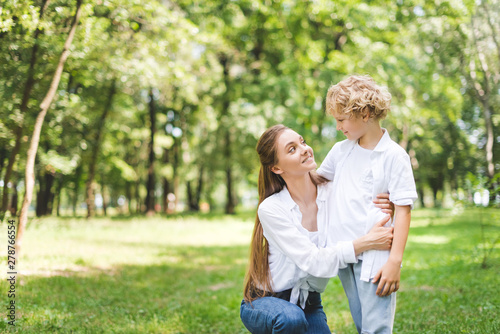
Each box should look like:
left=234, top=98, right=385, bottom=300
left=257, top=182, right=357, bottom=308
left=318, top=129, right=418, bottom=281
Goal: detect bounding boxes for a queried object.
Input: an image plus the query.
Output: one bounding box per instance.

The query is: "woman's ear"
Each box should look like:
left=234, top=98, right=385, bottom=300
left=270, top=165, right=283, bottom=175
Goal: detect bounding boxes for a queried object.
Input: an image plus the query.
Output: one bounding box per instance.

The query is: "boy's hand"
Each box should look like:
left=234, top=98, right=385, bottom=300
left=372, top=259, right=401, bottom=296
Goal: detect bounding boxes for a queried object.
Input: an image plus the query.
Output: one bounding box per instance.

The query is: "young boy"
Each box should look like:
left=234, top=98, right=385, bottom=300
left=317, top=75, right=417, bottom=333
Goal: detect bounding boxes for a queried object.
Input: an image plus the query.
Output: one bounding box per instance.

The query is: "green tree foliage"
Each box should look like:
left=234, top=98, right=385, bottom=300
left=1, top=0, right=498, bottom=221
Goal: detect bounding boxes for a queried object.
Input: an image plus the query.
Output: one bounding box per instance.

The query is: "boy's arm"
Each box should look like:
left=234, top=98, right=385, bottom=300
left=316, top=143, right=341, bottom=180
left=372, top=204, right=411, bottom=296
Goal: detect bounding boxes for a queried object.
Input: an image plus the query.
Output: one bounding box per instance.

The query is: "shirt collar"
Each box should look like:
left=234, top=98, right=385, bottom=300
left=316, top=183, right=329, bottom=202
left=279, top=186, right=299, bottom=210
left=372, top=128, right=392, bottom=152
left=339, top=128, right=392, bottom=154
left=279, top=183, right=328, bottom=211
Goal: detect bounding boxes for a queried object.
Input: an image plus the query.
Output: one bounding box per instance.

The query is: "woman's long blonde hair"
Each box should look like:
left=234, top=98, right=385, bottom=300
left=243, top=124, right=328, bottom=302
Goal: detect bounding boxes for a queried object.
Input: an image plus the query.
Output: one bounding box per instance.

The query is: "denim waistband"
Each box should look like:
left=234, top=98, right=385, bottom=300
left=252, top=288, right=320, bottom=306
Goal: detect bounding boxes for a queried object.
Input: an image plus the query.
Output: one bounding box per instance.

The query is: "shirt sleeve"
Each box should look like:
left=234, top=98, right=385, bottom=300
left=316, top=144, right=338, bottom=181
left=388, top=152, right=418, bottom=208
left=258, top=200, right=357, bottom=278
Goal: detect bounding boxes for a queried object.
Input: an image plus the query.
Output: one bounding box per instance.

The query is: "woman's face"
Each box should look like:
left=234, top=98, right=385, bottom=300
left=271, top=129, right=316, bottom=177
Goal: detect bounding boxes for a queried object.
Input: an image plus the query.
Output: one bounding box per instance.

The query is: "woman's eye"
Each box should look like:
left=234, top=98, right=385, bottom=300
left=289, top=147, right=295, bottom=153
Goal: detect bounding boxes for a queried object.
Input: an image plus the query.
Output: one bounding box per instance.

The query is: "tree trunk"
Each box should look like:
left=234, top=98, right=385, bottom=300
left=469, top=14, right=496, bottom=203
left=418, top=188, right=425, bottom=208
left=162, top=177, right=170, bottom=213
left=187, top=181, right=195, bottom=211
left=55, top=177, right=63, bottom=217
left=1, top=0, right=50, bottom=219
left=101, top=183, right=108, bottom=216
left=186, top=166, right=203, bottom=212
left=86, top=80, right=116, bottom=218
left=195, top=166, right=203, bottom=208
left=480, top=101, right=495, bottom=178
left=431, top=183, right=441, bottom=208
left=464, top=60, right=496, bottom=203
left=135, top=181, right=142, bottom=213
left=47, top=185, right=55, bottom=215
left=225, top=166, right=235, bottom=214
left=145, top=88, right=156, bottom=216
left=0, top=147, right=6, bottom=188
left=36, top=171, right=55, bottom=217
left=161, top=148, right=170, bottom=213
left=72, top=164, right=82, bottom=216
left=8, top=182, right=18, bottom=217
left=224, top=131, right=235, bottom=214
left=172, top=139, right=180, bottom=212
left=480, top=100, right=496, bottom=204
left=218, top=53, right=236, bottom=214
left=125, top=182, right=132, bottom=214
left=17, top=0, right=83, bottom=259
left=0, top=146, right=9, bottom=200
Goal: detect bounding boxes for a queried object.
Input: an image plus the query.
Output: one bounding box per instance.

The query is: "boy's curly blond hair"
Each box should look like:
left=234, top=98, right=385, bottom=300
left=326, top=75, right=391, bottom=120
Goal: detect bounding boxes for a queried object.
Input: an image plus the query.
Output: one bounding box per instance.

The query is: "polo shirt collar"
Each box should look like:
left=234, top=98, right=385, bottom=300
left=373, top=128, right=392, bottom=152
left=316, top=183, right=328, bottom=202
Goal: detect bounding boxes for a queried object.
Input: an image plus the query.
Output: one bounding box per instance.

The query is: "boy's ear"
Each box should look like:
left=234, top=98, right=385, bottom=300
left=362, top=110, right=371, bottom=122
left=270, top=165, right=283, bottom=175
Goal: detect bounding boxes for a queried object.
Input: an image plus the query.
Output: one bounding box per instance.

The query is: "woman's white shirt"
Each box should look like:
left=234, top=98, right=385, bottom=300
left=257, top=181, right=357, bottom=308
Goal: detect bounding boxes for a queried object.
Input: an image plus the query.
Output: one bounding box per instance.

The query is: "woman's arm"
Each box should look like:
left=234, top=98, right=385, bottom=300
left=352, top=215, right=393, bottom=256
left=258, top=197, right=393, bottom=278
left=259, top=202, right=356, bottom=278
left=351, top=192, right=394, bottom=255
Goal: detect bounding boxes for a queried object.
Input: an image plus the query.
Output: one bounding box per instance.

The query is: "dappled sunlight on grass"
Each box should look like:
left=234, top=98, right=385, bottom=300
left=0, top=215, right=253, bottom=332
left=1, top=245, right=249, bottom=332
left=0, top=209, right=498, bottom=333
left=5, top=216, right=253, bottom=277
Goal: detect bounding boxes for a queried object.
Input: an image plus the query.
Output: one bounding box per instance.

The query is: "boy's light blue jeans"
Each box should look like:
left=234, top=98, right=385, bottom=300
left=338, top=261, right=396, bottom=334
left=239, top=290, right=331, bottom=334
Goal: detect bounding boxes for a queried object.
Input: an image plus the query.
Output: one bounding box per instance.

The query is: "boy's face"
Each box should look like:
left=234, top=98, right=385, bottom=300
left=333, top=112, right=368, bottom=141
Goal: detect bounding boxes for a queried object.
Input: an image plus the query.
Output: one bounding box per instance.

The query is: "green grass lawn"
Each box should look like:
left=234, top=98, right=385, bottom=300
left=0, top=208, right=498, bottom=333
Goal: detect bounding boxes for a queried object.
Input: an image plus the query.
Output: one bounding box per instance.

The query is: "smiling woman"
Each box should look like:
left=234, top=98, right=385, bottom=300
left=270, top=130, right=318, bottom=178
left=239, top=124, right=395, bottom=334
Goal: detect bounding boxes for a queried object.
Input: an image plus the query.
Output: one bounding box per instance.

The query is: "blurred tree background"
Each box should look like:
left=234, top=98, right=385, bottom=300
left=1, top=0, right=499, bottom=222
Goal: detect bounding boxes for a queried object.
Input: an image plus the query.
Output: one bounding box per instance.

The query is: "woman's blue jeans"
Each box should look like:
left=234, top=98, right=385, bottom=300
left=240, top=291, right=331, bottom=334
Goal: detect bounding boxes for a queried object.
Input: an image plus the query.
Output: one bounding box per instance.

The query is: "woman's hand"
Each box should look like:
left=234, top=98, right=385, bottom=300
left=373, top=193, right=395, bottom=218
left=366, top=215, right=394, bottom=250
left=353, top=215, right=393, bottom=256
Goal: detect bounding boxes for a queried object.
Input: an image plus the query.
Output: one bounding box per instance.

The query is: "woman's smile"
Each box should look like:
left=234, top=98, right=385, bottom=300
left=302, top=154, right=313, bottom=164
